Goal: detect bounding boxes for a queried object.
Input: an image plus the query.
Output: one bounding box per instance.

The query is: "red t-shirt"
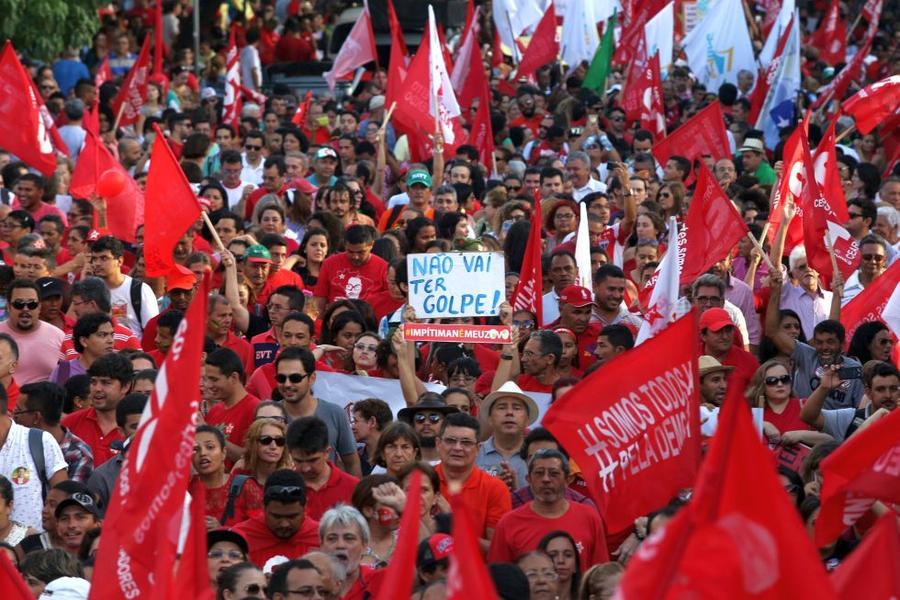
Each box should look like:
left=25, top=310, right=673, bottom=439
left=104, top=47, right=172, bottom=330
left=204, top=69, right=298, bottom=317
left=306, top=462, right=360, bottom=521
left=247, top=362, right=277, bottom=401
left=225, top=470, right=265, bottom=526
left=62, top=407, right=124, bottom=467
left=313, top=253, right=389, bottom=304
left=60, top=320, right=140, bottom=360
left=488, top=502, right=609, bottom=569
left=205, top=393, right=260, bottom=449
left=516, top=373, right=555, bottom=393
left=257, top=269, right=305, bottom=309
left=221, top=331, right=256, bottom=380
left=231, top=513, right=320, bottom=568
left=436, top=464, right=511, bottom=537
left=191, top=475, right=229, bottom=524
left=763, top=398, right=812, bottom=434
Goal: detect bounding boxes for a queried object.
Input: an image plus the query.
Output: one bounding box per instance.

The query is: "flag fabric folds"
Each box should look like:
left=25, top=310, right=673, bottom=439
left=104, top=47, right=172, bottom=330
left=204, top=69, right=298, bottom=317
left=652, top=102, right=731, bottom=182
left=809, top=0, right=846, bottom=65
left=447, top=489, right=500, bottom=600
left=831, top=513, right=900, bottom=599
left=755, top=13, right=801, bottom=149
left=560, top=0, right=600, bottom=72
left=324, top=1, right=377, bottom=90
left=682, top=0, right=756, bottom=90
left=582, top=13, right=617, bottom=94
left=510, top=199, right=544, bottom=327
left=515, top=3, right=559, bottom=80
left=111, top=36, right=151, bottom=128
left=841, top=75, right=900, bottom=135
left=639, top=52, right=667, bottom=141
left=839, top=260, right=900, bottom=350
left=373, top=471, right=422, bottom=600
left=223, top=29, right=242, bottom=128
left=635, top=217, right=682, bottom=344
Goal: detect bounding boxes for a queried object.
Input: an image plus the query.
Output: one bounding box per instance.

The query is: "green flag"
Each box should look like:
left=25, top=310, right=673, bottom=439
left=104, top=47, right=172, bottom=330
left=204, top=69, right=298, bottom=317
left=583, top=12, right=617, bottom=93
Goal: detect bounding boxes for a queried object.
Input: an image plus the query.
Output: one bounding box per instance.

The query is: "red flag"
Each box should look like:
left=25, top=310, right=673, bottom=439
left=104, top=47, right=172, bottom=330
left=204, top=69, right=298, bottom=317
left=385, top=0, right=410, bottom=111
left=812, top=121, right=850, bottom=223
left=239, top=83, right=267, bottom=107
left=470, top=85, right=496, bottom=173
left=90, top=276, right=209, bottom=600
left=28, top=79, right=69, bottom=157
left=510, top=199, right=544, bottom=327
left=292, top=90, right=313, bottom=126
left=223, top=29, right=242, bottom=128
left=809, top=0, right=846, bottom=65
left=516, top=4, right=559, bottom=79
left=454, top=16, right=489, bottom=116
left=373, top=471, right=422, bottom=600
left=143, top=125, right=202, bottom=277
left=387, top=0, right=408, bottom=57
left=639, top=52, right=667, bottom=141
left=622, top=33, right=648, bottom=123
left=618, top=378, right=836, bottom=599
left=111, top=35, right=151, bottom=128
left=0, top=41, right=59, bottom=176
left=324, top=2, right=377, bottom=90
left=153, top=0, right=164, bottom=76
left=169, top=480, right=215, bottom=600
left=679, top=164, right=749, bottom=285
left=842, top=75, right=900, bottom=135
left=749, top=16, right=794, bottom=124
left=815, top=402, right=900, bottom=546
left=831, top=513, right=900, bottom=599
left=0, top=550, right=31, bottom=598
left=840, top=259, right=900, bottom=350
left=69, top=131, right=144, bottom=243
left=766, top=126, right=806, bottom=252
left=543, top=313, right=702, bottom=532
left=84, top=102, right=100, bottom=136
left=447, top=489, right=499, bottom=600
left=613, top=3, right=650, bottom=67
left=95, top=56, right=112, bottom=87
left=652, top=101, right=730, bottom=184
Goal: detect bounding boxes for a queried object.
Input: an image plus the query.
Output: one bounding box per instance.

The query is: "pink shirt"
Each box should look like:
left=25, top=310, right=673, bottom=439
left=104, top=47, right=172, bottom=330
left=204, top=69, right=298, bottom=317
left=0, top=321, right=66, bottom=384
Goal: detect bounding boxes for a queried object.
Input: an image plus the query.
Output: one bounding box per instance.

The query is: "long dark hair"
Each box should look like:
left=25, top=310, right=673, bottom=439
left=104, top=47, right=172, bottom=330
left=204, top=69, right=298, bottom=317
left=538, top=530, right=582, bottom=599
left=847, top=321, right=889, bottom=364
left=758, top=309, right=807, bottom=363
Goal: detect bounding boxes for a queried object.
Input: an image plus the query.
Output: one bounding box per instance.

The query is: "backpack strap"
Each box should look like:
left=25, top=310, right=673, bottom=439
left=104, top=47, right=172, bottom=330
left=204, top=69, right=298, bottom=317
left=130, top=278, right=143, bottom=328
left=28, top=428, right=49, bottom=501
left=221, top=475, right=251, bottom=524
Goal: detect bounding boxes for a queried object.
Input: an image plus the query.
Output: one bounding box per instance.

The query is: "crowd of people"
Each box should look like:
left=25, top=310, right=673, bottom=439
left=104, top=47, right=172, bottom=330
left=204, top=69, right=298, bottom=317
left=0, top=0, right=898, bottom=598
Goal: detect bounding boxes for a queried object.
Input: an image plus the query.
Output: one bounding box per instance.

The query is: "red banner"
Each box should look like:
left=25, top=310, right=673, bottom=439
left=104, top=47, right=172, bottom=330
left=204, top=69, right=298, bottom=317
left=839, top=256, right=899, bottom=349
left=842, top=75, right=900, bottom=135
left=652, top=101, right=730, bottom=184
left=90, top=277, right=209, bottom=600
left=543, top=313, right=701, bottom=532
left=831, top=513, right=900, bottom=599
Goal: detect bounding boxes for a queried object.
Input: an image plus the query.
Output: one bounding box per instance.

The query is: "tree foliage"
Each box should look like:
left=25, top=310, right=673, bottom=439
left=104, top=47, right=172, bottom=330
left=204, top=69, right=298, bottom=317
left=0, top=0, right=101, bottom=61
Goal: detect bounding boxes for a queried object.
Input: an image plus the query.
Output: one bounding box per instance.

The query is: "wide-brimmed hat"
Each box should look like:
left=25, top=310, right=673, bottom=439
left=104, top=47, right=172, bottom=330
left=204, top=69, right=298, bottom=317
left=480, top=381, right=540, bottom=427
left=397, top=397, right=459, bottom=424
left=739, top=137, right=765, bottom=154
left=698, top=355, right=734, bottom=377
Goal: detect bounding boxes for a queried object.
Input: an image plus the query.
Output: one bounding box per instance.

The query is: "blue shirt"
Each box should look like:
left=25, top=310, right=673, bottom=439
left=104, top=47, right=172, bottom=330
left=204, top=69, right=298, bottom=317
left=52, top=59, right=91, bottom=96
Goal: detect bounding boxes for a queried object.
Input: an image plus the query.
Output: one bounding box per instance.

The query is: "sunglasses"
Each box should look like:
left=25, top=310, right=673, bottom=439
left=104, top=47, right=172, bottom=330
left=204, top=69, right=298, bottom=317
left=242, top=583, right=266, bottom=596
left=245, top=145, right=262, bottom=151
left=264, top=485, right=304, bottom=502
left=414, top=413, right=443, bottom=424
left=354, top=343, right=378, bottom=353
left=765, top=374, right=792, bottom=386
left=258, top=435, right=286, bottom=447
left=861, top=254, right=885, bottom=263
left=11, top=300, right=39, bottom=310
left=275, top=372, right=309, bottom=384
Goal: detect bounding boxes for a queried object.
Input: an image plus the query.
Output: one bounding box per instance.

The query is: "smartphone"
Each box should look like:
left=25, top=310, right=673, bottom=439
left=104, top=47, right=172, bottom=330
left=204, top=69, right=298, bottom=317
left=836, top=366, right=863, bottom=380
left=588, top=114, right=599, bottom=126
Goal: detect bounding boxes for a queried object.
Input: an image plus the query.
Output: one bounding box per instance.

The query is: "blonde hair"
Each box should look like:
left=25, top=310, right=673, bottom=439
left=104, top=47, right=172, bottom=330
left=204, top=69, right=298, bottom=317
left=578, top=562, right=624, bottom=600
left=745, top=358, right=794, bottom=407
left=243, top=419, right=292, bottom=473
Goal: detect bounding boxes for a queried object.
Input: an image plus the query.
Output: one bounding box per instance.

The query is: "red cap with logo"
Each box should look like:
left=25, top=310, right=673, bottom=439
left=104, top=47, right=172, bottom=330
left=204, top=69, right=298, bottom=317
left=559, top=285, right=594, bottom=307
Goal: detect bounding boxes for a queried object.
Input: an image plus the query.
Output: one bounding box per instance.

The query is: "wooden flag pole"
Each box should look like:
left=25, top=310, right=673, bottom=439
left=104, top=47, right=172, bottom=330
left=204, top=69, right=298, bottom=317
left=746, top=231, right=775, bottom=271
left=835, top=123, right=856, bottom=144
left=379, top=101, right=397, bottom=134
left=824, top=227, right=841, bottom=281
left=113, top=102, right=127, bottom=132
left=201, top=211, right=226, bottom=252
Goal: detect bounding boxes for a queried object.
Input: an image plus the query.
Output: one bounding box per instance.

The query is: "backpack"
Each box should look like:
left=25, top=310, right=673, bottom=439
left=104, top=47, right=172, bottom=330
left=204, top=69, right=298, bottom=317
left=28, top=428, right=50, bottom=501
left=221, top=474, right=251, bottom=524
left=129, top=278, right=144, bottom=327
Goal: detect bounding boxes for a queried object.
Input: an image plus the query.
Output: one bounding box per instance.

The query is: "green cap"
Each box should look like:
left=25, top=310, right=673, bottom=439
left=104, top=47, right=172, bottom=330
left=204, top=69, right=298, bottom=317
left=407, top=169, right=432, bottom=188
left=244, top=244, right=272, bottom=263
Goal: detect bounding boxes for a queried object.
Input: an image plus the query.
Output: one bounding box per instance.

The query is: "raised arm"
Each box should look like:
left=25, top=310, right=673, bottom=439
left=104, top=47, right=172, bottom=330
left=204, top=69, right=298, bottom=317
left=393, top=307, right=426, bottom=406
left=616, top=163, right=637, bottom=236
left=373, top=128, right=387, bottom=198
left=765, top=267, right=797, bottom=356
left=491, top=302, right=521, bottom=391
left=220, top=249, right=249, bottom=333
left=432, top=133, right=445, bottom=195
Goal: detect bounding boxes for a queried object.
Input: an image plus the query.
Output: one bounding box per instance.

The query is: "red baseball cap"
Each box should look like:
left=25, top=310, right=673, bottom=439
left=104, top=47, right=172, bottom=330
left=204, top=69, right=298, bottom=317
left=293, top=178, right=318, bottom=195
left=417, top=533, right=454, bottom=568
left=699, top=308, right=734, bottom=332
left=559, top=285, right=594, bottom=307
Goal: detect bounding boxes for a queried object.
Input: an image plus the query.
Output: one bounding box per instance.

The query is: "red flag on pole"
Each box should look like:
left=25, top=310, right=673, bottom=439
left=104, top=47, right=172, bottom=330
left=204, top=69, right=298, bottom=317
left=69, top=131, right=144, bottom=243
left=651, top=101, right=731, bottom=185
left=143, top=125, right=203, bottom=277
left=813, top=121, right=850, bottom=223
left=0, top=41, right=59, bottom=176
left=516, top=4, right=559, bottom=79
left=543, top=313, right=702, bottom=532
left=809, top=0, right=846, bottom=65
left=680, top=164, right=749, bottom=285
left=292, top=90, right=313, bottom=126
left=153, top=0, right=165, bottom=76
left=454, top=15, right=489, bottom=116
left=815, top=403, right=900, bottom=547
left=111, top=35, right=151, bottom=128
left=842, top=75, right=900, bottom=135
left=617, top=379, right=836, bottom=599
left=447, top=489, right=499, bottom=600
left=639, top=52, right=666, bottom=142
left=621, top=33, right=648, bottom=123
left=0, top=550, right=32, bottom=598
left=385, top=0, right=410, bottom=110
left=470, top=85, right=496, bottom=174
left=90, top=276, right=210, bottom=600
left=324, top=1, right=377, bottom=90
left=373, top=471, right=422, bottom=600
left=831, top=513, right=900, bottom=599
left=223, top=29, right=242, bottom=128
left=169, top=480, right=215, bottom=600
left=95, top=56, right=112, bottom=87
left=510, top=199, right=544, bottom=327
left=27, top=79, right=69, bottom=157
left=840, top=259, right=900, bottom=350
left=766, top=126, right=806, bottom=252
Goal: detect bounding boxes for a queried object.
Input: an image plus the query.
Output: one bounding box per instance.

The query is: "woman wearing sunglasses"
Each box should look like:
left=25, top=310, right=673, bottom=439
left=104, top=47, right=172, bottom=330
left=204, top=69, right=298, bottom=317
left=223, top=419, right=293, bottom=526
left=216, top=561, right=267, bottom=600
left=746, top=360, right=832, bottom=448
left=343, top=332, right=381, bottom=376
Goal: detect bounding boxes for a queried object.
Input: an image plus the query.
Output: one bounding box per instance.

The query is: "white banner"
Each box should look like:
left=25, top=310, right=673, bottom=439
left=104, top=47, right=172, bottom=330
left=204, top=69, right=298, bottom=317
left=682, top=0, right=755, bottom=89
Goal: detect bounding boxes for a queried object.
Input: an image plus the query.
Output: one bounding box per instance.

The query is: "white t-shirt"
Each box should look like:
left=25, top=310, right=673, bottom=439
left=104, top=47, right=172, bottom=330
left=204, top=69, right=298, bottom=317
left=240, top=45, right=261, bottom=91
left=108, top=275, right=159, bottom=337
left=0, top=421, right=67, bottom=531
left=223, top=180, right=256, bottom=210
left=241, top=154, right=264, bottom=186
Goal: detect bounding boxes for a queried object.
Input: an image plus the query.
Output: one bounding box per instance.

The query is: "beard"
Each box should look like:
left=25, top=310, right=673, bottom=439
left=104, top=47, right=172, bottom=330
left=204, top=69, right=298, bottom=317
left=420, top=435, right=437, bottom=449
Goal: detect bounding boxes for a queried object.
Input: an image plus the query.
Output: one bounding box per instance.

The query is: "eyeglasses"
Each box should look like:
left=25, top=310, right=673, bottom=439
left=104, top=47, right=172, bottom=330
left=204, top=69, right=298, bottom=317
left=354, top=343, right=378, bottom=353
left=847, top=212, right=862, bottom=219
left=245, top=145, right=262, bottom=151
left=275, top=372, right=310, bottom=384
left=694, top=295, right=722, bottom=305
left=286, top=587, right=328, bottom=598
left=861, top=253, right=885, bottom=263
left=441, top=436, right=477, bottom=448
left=414, top=413, right=443, bottom=424
left=765, top=374, right=792, bottom=386
left=524, top=570, right=559, bottom=581
left=258, top=435, right=286, bottom=447
left=208, top=549, right=244, bottom=560
left=11, top=300, right=39, bottom=310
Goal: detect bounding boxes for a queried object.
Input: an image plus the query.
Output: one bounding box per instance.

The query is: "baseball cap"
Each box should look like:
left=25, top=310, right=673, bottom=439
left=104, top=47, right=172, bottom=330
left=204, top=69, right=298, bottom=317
left=315, top=146, right=338, bottom=161
left=407, top=169, right=432, bottom=188
left=293, top=178, right=318, bottom=195
left=201, top=87, right=218, bottom=101
left=37, top=277, right=65, bottom=300
left=559, top=285, right=594, bottom=307
left=244, top=244, right=273, bottom=263
left=166, top=270, right=196, bottom=292
left=417, top=534, right=454, bottom=569
left=39, top=577, right=91, bottom=599
left=55, top=492, right=101, bottom=520
left=699, top=308, right=734, bottom=332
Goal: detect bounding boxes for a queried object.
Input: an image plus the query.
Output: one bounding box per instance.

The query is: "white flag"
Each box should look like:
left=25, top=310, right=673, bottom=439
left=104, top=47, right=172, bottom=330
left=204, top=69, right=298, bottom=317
left=451, top=6, right=481, bottom=91
left=574, top=201, right=592, bottom=289
left=324, top=2, right=377, bottom=90
left=682, top=0, right=755, bottom=90
left=883, top=284, right=900, bottom=339
left=427, top=6, right=462, bottom=144
left=644, top=2, right=675, bottom=77
left=636, top=217, right=682, bottom=345
left=493, top=0, right=543, bottom=61
left=759, top=0, right=796, bottom=69
left=560, top=0, right=600, bottom=71
left=755, top=14, right=801, bottom=149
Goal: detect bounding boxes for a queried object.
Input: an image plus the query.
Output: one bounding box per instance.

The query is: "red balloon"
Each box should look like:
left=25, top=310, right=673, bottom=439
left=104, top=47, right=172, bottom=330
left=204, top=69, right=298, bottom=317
left=97, top=169, right=127, bottom=198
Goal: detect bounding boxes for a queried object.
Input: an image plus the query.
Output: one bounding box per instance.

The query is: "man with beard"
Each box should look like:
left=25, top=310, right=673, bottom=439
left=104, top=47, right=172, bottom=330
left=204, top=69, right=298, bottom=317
left=488, top=449, right=608, bottom=568
left=0, top=280, right=66, bottom=384
left=767, top=270, right=864, bottom=409
left=697, top=356, right=733, bottom=437
left=203, top=347, right=259, bottom=465
left=398, top=394, right=458, bottom=463
left=319, top=505, right=381, bottom=599
left=592, top=265, right=643, bottom=331
left=247, top=312, right=315, bottom=400
left=232, top=469, right=320, bottom=567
